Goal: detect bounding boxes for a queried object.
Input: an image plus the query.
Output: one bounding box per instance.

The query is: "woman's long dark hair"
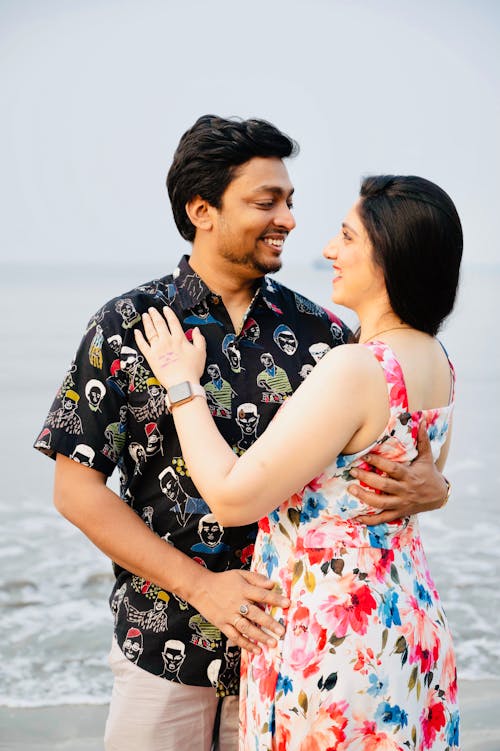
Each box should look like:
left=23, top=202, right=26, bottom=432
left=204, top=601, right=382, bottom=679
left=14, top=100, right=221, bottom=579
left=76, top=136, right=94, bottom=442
left=359, top=175, right=463, bottom=335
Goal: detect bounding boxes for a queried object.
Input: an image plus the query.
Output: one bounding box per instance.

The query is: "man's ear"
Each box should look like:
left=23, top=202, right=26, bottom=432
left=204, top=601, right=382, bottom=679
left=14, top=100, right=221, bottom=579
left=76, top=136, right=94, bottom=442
left=185, top=196, right=214, bottom=232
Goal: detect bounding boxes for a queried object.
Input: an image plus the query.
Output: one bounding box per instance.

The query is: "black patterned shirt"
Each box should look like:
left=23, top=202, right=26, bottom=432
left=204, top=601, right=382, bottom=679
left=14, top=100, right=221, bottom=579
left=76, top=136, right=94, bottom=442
left=34, top=255, right=351, bottom=694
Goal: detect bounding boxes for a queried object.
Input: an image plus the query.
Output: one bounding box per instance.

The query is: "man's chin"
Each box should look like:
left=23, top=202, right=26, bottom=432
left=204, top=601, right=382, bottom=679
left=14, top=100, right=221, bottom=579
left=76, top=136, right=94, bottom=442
left=254, top=257, right=282, bottom=276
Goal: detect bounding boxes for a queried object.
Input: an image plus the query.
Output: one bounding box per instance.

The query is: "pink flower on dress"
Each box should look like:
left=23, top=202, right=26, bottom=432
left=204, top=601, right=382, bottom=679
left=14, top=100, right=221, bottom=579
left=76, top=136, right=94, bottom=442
left=339, top=720, right=404, bottom=750
left=357, top=547, right=395, bottom=583
left=317, top=577, right=377, bottom=637
left=248, top=650, right=279, bottom=702
left=287, top=605, right=327, bottom=677
left=400, top=596, right=441, bottom=673
left=420, top=689, right=446, bottom=748
left=440, top=644, right=458, bottom=704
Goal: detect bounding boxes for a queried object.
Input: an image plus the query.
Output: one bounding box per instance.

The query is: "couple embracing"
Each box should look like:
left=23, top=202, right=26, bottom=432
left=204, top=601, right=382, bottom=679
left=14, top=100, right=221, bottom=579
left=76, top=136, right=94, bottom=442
left=35, top=115, right=461, bottom=750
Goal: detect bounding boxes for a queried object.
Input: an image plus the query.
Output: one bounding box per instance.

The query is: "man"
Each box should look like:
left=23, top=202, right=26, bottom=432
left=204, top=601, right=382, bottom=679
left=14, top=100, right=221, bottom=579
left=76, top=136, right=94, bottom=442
left=34, top=115, right=449, bottom=751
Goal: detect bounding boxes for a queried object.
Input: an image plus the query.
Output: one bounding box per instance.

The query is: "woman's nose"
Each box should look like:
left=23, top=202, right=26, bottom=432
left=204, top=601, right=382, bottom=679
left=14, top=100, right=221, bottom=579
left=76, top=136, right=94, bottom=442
left=322, top=236, right=338, bottom=259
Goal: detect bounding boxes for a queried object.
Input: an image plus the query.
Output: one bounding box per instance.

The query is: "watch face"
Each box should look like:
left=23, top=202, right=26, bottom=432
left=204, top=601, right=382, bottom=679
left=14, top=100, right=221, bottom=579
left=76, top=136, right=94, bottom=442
left=168, top=381, right=192, bottom=404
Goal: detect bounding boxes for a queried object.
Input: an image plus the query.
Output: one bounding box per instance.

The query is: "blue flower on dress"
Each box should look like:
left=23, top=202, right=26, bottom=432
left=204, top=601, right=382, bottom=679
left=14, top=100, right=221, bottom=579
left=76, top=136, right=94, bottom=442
left=269, top=507, right=280, bottom=524
left=336, top=494, right=359, bottom=518
left=375, top=701, right=408, bottom=728
left=378, top=590, right=401, bottom=628
left=368, top=523, right=390, bottom=549
left=402, top=551, right=413, bottom=573
left=300, top=491, right=328, bottom=523
left=276, top=672, right=293, bottom=696
left=261, top=537, right=279, bottom=578
left=446, top=710, right=460, bottom=746
left=414, top=580, right=433, bottom=608
left=336, top=454, right=351, bottom=469
left=367, top=673, right=388, bottom=697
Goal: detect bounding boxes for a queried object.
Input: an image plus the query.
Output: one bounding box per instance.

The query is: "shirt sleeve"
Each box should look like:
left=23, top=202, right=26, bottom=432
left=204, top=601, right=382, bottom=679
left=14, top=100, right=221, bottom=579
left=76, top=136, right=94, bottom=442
left=33, top=313, right=130, bottom=476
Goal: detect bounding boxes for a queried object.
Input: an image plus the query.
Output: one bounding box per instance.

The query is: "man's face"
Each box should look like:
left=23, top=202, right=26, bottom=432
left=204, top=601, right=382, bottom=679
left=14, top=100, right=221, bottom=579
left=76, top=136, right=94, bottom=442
left=210, top=157, right=295, bottom=277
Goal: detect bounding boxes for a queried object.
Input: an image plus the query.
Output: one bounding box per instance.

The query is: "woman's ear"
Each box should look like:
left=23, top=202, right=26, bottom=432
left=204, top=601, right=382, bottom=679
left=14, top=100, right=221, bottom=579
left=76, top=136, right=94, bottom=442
left=185, top=196, right=214, bottom=233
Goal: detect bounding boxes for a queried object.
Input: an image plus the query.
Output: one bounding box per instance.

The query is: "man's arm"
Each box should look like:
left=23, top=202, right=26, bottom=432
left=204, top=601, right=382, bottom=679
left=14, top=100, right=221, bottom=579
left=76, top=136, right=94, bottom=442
left=349, top=422, right=450, bottom=524
left=54, top=454, right=288, bottom=653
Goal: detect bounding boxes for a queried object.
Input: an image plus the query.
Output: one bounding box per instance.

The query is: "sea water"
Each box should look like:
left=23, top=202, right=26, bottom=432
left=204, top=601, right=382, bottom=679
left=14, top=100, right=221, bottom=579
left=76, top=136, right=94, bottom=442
left=0, top=260, right=498, bottom=707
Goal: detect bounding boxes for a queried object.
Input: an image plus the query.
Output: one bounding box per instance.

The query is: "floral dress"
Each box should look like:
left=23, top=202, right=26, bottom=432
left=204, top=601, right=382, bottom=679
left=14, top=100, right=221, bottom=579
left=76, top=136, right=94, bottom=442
left=240, top=341, right=459, bottom=751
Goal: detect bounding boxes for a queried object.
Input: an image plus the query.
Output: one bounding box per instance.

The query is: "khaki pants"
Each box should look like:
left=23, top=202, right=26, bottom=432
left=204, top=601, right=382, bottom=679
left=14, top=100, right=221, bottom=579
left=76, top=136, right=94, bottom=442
left=104, top=638, right=239, bottom=751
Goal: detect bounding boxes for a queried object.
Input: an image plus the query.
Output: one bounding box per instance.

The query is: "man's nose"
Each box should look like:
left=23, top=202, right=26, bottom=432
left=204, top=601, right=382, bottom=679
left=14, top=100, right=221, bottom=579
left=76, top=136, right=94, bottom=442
left=273, top=203, right=296, bottom=231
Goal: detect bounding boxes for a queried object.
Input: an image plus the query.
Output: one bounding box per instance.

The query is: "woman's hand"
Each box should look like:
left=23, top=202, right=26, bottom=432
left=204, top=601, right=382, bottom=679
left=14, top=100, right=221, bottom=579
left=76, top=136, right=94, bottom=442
left=134, top=306, right=206, bottom=389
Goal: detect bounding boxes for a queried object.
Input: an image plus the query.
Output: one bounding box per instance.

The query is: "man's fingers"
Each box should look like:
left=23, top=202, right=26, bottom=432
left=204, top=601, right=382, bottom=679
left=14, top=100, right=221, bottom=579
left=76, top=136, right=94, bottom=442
left=355, top=455, right=405, bottom=480
left=349, top=486, right=393, bottom=509
left=349, top=468, right=400, bottom=495
left=416, top=419, right=433, bottom=459
left=356, top=510, right=402, bottom=525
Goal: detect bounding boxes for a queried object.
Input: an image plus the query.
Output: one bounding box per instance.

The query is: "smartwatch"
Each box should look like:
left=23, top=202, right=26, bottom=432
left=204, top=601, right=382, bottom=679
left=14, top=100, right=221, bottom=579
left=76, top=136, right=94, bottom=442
left=165, top=381, right=207, bottom=413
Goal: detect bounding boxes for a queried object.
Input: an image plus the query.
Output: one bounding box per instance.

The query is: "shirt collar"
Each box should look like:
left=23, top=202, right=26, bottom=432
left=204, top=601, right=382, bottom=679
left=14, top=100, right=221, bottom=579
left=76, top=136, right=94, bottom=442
left=172, top=255, right=282, bottom=313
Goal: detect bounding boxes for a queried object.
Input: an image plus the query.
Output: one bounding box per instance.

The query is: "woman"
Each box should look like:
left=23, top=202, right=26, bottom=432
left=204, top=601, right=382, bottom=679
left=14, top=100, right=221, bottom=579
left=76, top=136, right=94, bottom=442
left=135, top=175, right=462, bottom=750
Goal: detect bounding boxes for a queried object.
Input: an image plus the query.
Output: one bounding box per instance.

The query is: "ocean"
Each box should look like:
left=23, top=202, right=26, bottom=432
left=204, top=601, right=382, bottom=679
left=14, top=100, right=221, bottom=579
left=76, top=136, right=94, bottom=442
left=0, top=260, right=498, bottom=707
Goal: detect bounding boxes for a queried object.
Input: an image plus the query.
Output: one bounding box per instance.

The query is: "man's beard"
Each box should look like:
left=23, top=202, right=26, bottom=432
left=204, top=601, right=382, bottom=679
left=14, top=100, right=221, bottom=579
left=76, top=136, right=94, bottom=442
left=219, top=247, right=282, bottom=276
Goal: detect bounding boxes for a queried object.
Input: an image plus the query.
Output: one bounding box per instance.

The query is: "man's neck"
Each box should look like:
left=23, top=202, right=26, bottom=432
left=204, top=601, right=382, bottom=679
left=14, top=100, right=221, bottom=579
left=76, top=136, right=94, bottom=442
left=188, top=248, right=263, bottom=322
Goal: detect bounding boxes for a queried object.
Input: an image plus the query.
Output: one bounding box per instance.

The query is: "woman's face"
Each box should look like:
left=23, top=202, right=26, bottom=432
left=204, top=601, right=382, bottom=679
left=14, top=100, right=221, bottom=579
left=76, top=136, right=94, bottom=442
left=323, top=201, right=386, bottom=312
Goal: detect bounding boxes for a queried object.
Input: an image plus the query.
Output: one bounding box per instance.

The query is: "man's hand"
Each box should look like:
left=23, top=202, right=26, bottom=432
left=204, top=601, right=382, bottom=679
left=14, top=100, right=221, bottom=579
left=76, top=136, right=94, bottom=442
left=191, top=569, right=289, bottom=655
left=349, top=422, right=449, bottom=525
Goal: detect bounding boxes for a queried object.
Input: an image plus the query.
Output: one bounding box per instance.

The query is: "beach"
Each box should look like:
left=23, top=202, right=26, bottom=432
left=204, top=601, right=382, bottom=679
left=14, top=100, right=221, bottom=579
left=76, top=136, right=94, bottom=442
left=0, top=680, right=498, bottom=749
left=1, top=261, right=499, bottom=746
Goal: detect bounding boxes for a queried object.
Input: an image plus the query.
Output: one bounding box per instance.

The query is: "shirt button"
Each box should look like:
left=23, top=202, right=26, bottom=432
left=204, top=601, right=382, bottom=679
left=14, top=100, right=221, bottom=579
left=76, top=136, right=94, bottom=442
left=211, top=295, right=220, bottom=305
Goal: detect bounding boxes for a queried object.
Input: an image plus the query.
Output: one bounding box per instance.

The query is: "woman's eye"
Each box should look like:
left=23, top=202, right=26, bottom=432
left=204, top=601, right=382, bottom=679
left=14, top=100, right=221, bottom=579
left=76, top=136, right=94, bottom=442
left=256, top=202, right=274, bottom=208
left=342, top=230, right=351, bottom=241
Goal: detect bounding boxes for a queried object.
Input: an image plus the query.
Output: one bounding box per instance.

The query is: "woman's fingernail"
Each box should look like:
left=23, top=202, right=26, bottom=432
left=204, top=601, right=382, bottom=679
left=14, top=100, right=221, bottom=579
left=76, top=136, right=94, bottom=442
left=350, top=486, right=359, bottom=496
left=350, top=469, right=358, bottom=477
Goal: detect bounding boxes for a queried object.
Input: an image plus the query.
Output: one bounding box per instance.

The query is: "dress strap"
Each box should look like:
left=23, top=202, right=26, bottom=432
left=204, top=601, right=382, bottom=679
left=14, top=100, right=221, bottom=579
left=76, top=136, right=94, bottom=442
left=362, top=341, right=409, bottom=412
left=436, top=339, right=456, bottom=404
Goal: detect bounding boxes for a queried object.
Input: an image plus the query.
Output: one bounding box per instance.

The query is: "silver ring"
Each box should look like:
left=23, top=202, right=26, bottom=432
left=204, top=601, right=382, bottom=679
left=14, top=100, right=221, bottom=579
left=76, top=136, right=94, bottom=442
left=239, top=603, right=250, bottom=616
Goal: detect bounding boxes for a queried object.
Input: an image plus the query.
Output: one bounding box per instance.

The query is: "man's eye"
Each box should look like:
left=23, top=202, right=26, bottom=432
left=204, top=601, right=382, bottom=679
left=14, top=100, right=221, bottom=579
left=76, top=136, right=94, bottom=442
left=256, top=202, right=274, bottom=208
left=287, top=202, right=294, bottom=210
left=342, top=231, right=351, bottom=241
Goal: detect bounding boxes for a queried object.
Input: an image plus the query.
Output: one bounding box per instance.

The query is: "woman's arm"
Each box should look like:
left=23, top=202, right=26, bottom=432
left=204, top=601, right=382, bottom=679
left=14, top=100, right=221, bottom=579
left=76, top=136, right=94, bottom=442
left=135, top=307, right=385, bottom=526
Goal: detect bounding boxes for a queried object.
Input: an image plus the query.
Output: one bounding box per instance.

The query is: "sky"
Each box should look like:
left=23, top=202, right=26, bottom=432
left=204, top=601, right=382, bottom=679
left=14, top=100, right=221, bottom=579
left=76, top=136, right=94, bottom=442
left=1, top=0, right=499, bottom=269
